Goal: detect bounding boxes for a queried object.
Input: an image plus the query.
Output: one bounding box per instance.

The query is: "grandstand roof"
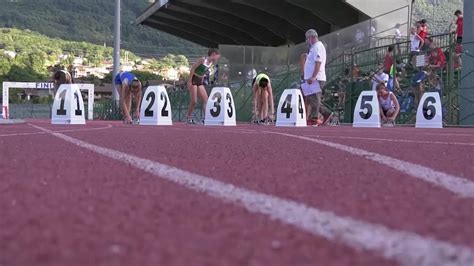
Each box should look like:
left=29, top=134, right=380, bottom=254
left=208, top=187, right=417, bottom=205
left=136, top=0, right=369, bottom=47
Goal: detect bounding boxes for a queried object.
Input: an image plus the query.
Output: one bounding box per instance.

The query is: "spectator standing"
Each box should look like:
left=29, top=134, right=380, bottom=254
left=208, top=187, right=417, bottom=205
left=394, top=23, right=402, bottom=54
left=302, top=29, right=332, bottom=126
left=410, top=26, right=424, bottom=66
left=394, top=23, right=402, bottom=43
left=455, top=10, right=463, bottom=43
left=384, top=45, right=394, bottom=74
left=418, top=19, right=429, bottom=41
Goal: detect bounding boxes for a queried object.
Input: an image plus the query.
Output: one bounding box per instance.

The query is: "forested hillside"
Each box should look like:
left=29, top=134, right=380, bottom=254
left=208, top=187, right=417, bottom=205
left=0, top=0, right=203, bottom=57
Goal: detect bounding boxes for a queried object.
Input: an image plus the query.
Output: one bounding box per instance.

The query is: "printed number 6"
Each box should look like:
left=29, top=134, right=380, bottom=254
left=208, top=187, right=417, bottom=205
left=422, top=96, right=436, bottom=120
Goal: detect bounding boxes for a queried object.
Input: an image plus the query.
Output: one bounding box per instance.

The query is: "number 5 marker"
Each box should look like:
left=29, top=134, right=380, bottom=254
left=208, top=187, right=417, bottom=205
left=353, top=90, right=381, bottom=128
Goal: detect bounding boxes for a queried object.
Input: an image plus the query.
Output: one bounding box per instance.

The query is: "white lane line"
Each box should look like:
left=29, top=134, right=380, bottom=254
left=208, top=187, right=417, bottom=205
left=0, top=124, right=112, bottom=137
left=29, top=123, right=474, bottom=266
left=265, top=131, right=474, bottom=198
left=272, top=128, right=474, bottom=137
left=302, top=135, right=474, bottom=147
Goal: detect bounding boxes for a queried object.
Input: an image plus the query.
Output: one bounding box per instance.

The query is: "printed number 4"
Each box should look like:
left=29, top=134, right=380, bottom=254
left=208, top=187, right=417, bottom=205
left=281, top=95, right=293, bottom=118
left=281, top=94, right=304, bottom=119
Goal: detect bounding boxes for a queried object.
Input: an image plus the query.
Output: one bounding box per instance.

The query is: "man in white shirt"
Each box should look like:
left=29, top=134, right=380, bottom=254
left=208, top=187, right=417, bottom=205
left=302, top=29, right=332, bottom=126
left=371, top=67, right=390, bottom=91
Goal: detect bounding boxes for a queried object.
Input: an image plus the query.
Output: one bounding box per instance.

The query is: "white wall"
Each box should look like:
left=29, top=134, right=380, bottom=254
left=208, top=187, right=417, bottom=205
left=345, top=0, right=411, bottom=17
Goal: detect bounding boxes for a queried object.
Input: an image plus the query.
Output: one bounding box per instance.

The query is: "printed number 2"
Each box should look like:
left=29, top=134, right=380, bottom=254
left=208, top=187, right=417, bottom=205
left=359, top=95, right=373, bottom=120
left=160, top=92, right=169, bottom=117
left=144, top=91, right=155, bottom=117
left=422, top=96, right=436, bottom=120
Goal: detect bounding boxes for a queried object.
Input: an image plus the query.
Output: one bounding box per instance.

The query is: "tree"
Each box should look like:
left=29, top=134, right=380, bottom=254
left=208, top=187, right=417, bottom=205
left=131, top=70, right=163, bottom=83
left=175, top=55, right=189, bottom=67
left=0, top=55, right=11, bottom=76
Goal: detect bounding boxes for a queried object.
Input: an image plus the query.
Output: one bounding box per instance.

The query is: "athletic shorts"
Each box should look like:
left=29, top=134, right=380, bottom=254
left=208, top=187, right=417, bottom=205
left=191, top=75, right=204, bottom=86
left=383, top=108, right=395, bottom=116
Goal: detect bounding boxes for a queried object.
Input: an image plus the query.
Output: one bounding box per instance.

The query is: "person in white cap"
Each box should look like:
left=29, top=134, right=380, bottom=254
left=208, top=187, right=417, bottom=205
left=302, top=29, right=333, bottom=126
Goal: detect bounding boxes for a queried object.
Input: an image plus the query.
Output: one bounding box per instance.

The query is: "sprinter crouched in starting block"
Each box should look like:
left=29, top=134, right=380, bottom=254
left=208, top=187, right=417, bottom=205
left=114, top=71, right=142, bottom=124
left=53, top=70, right=73, bottom=96
left=252, top=73, right=275, bottom=124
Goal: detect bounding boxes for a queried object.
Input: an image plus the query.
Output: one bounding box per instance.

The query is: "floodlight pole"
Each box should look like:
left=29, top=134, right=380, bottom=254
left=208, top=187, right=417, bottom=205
left=113, top=0, right=121, bottom=102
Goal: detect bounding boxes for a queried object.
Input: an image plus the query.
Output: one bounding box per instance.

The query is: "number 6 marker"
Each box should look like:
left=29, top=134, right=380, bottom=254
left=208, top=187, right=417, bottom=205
left=353, top=90, right=381, bottom=128
left=416, top=92, right=442, bottom=128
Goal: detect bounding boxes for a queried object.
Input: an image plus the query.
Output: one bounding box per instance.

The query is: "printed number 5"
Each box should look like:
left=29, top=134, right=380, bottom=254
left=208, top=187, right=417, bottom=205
left=359, top=95, right=373, bottom=120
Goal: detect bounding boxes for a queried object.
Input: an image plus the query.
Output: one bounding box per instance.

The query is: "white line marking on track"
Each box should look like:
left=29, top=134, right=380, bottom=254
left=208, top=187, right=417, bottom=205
left=29, top=123, right=474, bottom=266
left=273, top=128, right=474, bottom=137
left=0, top=124, right=113, bottom=137
left=265, top=131, right=474, bottom=198
left=303, top=135, right=474, bottom=147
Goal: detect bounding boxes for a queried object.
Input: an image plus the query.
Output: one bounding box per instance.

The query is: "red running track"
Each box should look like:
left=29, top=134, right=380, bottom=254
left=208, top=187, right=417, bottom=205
left=1, top=120, right=473, bottom=266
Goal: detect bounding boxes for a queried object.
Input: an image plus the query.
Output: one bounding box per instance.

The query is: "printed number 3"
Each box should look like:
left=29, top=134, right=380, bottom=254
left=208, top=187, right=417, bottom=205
left=210, top=93, right=222, bottom=117
left=226, top=93, right=233, bottom=118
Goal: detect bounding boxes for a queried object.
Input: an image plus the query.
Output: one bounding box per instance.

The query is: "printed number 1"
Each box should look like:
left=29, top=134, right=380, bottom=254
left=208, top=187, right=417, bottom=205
left=74, top=93, right=82, bottom=116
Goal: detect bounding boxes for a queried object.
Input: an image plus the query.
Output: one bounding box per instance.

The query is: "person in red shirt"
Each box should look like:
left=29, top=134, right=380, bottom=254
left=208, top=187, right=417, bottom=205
left=429, top=46, right=446, bottom=71
left=455, top=10, right=463, bottom=43
left=383, top=45, right=394, bottom=74
left=418, top=19, right=429, bottom=41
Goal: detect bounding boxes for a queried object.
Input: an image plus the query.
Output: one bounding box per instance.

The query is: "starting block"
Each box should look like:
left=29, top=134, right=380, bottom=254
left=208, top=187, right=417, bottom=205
left=139, top=86, right=172, bottom=126
left=205, top=87, right=236, bottom=126
left=416, top=92, right=443, bottom=128
left=353, top=90, right=381, bottom=128
left=276, top=89, right=306, bottom=127
left=51, top=84, right=86, bottom=124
